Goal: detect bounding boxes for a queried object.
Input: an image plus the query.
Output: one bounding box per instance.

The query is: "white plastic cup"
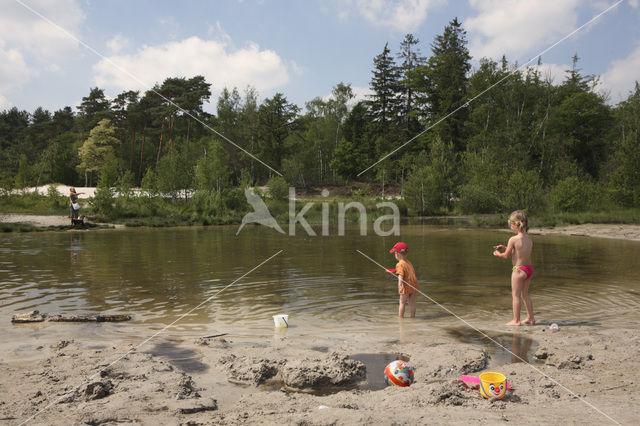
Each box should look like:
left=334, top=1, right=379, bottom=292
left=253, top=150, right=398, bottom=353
left=273, top=314, right=289, bottom=328
left=550, top=323, right=559, bottom=332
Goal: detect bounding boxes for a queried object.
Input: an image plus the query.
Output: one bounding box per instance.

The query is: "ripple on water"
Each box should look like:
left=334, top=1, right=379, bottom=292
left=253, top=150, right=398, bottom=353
left=1, top=227, right=640, bottom=341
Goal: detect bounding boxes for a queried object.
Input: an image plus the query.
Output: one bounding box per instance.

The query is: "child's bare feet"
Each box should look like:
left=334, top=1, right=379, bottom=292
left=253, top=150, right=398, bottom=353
left=523, top=318, right=536, bottom=325
left=506, top=320, right=521, bottom=326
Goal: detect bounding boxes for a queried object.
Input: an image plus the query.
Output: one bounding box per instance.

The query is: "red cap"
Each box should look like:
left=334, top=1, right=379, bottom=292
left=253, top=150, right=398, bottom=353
left=389, top=242, right=408, bottom=253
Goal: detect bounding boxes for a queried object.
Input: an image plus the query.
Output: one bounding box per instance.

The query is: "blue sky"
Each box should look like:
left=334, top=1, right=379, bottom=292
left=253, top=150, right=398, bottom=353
left=1, top=0, right=639, bottom=114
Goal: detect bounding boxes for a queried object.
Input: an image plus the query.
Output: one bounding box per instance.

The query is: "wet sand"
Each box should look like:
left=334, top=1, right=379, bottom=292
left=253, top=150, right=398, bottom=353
left=1, top=318, right=637, bottom=425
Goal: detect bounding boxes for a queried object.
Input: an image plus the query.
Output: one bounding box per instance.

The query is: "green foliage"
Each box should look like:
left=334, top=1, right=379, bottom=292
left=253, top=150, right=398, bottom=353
left=368, top=43, right=402, bottom=134
left=456, top=151, right=501, bottom=214
left=118, top=170, right=136, bottom=198
left=607, top=82, right=640, bottom=207
left=266, top=176, right=289, bottom=200
left=404, top=139, right=458, bottom=215
left=14, top=154, right=33, bottom=189
left=408, top=18, right=471, bottom=150
left=78, top=118, right=119, bottom=185
left=140, top=167, right=157, bottom=195
left=501, top=169, right=545, bottom=212
left=194, top=140, right=231, bottom=193
left=458, top=183, right=501, bottom=214
left=91, top=184, right=115, bottom=215
left=0, top=190, right=68, bottom=214
left=550, top=176, right=592, bottom=212
left=331, top=137, right=367, bottom=180
left=46, top=185, right=68, bottom=209
left=157, top=147, right=195, bottom=200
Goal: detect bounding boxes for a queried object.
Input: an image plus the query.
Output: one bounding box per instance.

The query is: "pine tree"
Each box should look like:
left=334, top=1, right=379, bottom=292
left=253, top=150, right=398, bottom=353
left=397, top=34, right=426, bottom=138
left=77, top=119, right=119, bottom=186
left=368, top=43, right=402, bottom=136
left=411, top=18, right=471, bottom=151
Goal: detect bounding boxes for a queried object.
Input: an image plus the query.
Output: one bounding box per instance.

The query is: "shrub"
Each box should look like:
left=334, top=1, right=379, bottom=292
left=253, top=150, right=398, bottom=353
left=266, top=176, right=289, bottom=200
left=458, top=183, right=501, bottom=214
left=404, top=166, right=448, bottom=215
left=46, top=185, right=68, bottom=210
left=550, top=176, right=593, bottom=212
left=501, top=169, right=545, bottom=212
left=91, top=186, right=115, bottom=216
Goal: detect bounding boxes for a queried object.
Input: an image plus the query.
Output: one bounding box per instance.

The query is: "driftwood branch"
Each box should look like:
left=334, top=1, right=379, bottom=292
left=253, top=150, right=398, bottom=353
left=11, top=310, right=132, bottom=324
left=201, top=333, right=228, bottom=339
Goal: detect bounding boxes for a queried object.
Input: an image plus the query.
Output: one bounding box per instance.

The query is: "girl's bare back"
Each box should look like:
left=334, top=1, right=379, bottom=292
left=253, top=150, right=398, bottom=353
left=510, top=233, right=532, bottom=266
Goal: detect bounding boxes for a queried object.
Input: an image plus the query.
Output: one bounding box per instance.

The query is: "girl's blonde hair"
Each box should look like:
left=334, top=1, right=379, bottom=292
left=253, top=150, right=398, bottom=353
left=509, top=210, right=529, bottom=233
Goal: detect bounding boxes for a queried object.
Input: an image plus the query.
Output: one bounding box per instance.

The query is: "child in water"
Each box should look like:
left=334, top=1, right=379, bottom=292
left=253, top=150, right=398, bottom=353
left=493, top=210, right=535, bottom=326
left=389, top=242, right=419, bottom=318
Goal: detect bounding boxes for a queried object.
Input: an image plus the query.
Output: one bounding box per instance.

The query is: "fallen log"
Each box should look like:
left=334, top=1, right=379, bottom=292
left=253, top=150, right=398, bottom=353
left=11, top=310, right=132, bottom=323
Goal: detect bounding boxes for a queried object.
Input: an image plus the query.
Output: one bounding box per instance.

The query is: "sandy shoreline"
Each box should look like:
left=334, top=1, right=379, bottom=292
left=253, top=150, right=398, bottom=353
left=529, top=224, right=640, bottom=241
left=1, top=319, right=637, bottom=425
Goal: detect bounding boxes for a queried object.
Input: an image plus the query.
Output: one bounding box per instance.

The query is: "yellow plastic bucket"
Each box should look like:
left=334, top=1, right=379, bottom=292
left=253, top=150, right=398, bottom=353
left=479, top=372, right=507, bottom=400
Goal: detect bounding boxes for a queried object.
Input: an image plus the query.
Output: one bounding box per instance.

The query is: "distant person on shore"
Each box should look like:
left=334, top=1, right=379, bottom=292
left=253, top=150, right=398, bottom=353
left=389, top=242, right=419, bottom=318
left=69, top=187, right=83, bottom=221
left=493, top=210, right=535, bottom=326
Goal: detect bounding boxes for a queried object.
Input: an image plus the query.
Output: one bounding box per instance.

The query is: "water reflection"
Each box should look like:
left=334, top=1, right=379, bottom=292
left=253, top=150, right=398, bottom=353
left=0, top=226, right=639, bottom=341
left=146, top=340, right=209, bottom=373
left=446, top=327, right=535, bottom=364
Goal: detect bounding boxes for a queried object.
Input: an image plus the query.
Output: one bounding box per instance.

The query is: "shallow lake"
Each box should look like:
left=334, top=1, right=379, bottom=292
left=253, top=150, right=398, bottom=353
left=1, top=224, right=639, bottom=363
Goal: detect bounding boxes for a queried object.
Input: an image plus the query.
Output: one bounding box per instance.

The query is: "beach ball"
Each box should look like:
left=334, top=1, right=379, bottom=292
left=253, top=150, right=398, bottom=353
left=384, top=360, right=414, bottom=387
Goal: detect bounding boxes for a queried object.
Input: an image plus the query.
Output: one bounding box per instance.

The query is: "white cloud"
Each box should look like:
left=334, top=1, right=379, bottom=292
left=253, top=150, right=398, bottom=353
left=0, top=41, right=35, bottom=109
left=339, top=0, right=443, bottom=32
left=0, top=0, right=84, bottom=107
left=465, top=0, right=581, bottom=62
left=600, top=43, right=640, bottom=103
left=93, top=36, right=292, bottom=94
left=0, top=94, right=11, bottom=110
left=0, top=0, right=84, bottom=59
left=107, top=34, right=130, bottom=54
left=349, top=85, right=373, bottom=106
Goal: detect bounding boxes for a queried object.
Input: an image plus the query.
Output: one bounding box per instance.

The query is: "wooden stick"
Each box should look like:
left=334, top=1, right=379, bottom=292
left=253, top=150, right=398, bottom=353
left=201, top=333, right=228, bottom=339
left=11, top=311, right=132, bottom=323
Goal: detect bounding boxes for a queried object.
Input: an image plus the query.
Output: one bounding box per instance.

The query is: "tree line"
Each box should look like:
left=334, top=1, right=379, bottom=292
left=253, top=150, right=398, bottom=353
left=1, top=18, right=639, bottom=217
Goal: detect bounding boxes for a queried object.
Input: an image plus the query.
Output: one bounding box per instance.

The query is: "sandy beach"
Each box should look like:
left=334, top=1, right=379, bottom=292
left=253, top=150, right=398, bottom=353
left=1, top=318, right=637, bottom=425
left=529, top=224, right=640, bottom=241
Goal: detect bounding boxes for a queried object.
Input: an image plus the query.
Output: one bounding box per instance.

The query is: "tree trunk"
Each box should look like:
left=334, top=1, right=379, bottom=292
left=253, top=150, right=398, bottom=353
left=186, top=119, right=191, bottom=145
left=168, top=115, right=174, bottom=153
left=139, top=125, right=146, bottom=184
left=156, top=119, right=165, bottom=172
left=129, top=124, right=136, bottom=171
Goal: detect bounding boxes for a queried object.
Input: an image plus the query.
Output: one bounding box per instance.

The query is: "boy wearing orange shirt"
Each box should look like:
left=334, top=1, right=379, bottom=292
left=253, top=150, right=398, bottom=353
left=389, top=242, right=419, bottom=318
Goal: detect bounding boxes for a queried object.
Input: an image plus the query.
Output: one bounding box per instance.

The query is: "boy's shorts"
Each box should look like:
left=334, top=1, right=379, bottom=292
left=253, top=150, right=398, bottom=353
left=399, top=285, right=416, bottom=295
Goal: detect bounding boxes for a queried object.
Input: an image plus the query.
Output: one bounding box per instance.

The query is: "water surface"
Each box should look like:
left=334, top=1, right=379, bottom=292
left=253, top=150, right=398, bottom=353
left=1, top=225, right=639, bottom=362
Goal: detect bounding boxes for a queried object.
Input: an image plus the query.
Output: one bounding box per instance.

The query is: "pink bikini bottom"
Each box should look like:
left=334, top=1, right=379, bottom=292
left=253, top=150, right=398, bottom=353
left=513, top=265, right=534, bottom=279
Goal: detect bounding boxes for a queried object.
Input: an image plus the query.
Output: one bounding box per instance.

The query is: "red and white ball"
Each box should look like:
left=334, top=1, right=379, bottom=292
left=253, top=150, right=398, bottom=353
left=384, top=360, right=414, bottom=387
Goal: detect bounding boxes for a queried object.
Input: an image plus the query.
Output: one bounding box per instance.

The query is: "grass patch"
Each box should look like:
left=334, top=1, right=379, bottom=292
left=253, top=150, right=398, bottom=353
left=0, top=222, right=108, bottom=233
left=0, top=223, right=42, bottom=233
left=0, top=190, right=69, bottom=215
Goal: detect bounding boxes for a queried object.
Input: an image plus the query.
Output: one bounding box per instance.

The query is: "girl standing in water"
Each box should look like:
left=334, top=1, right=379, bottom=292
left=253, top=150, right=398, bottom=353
left=493, top=210, right=535, bottom=326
